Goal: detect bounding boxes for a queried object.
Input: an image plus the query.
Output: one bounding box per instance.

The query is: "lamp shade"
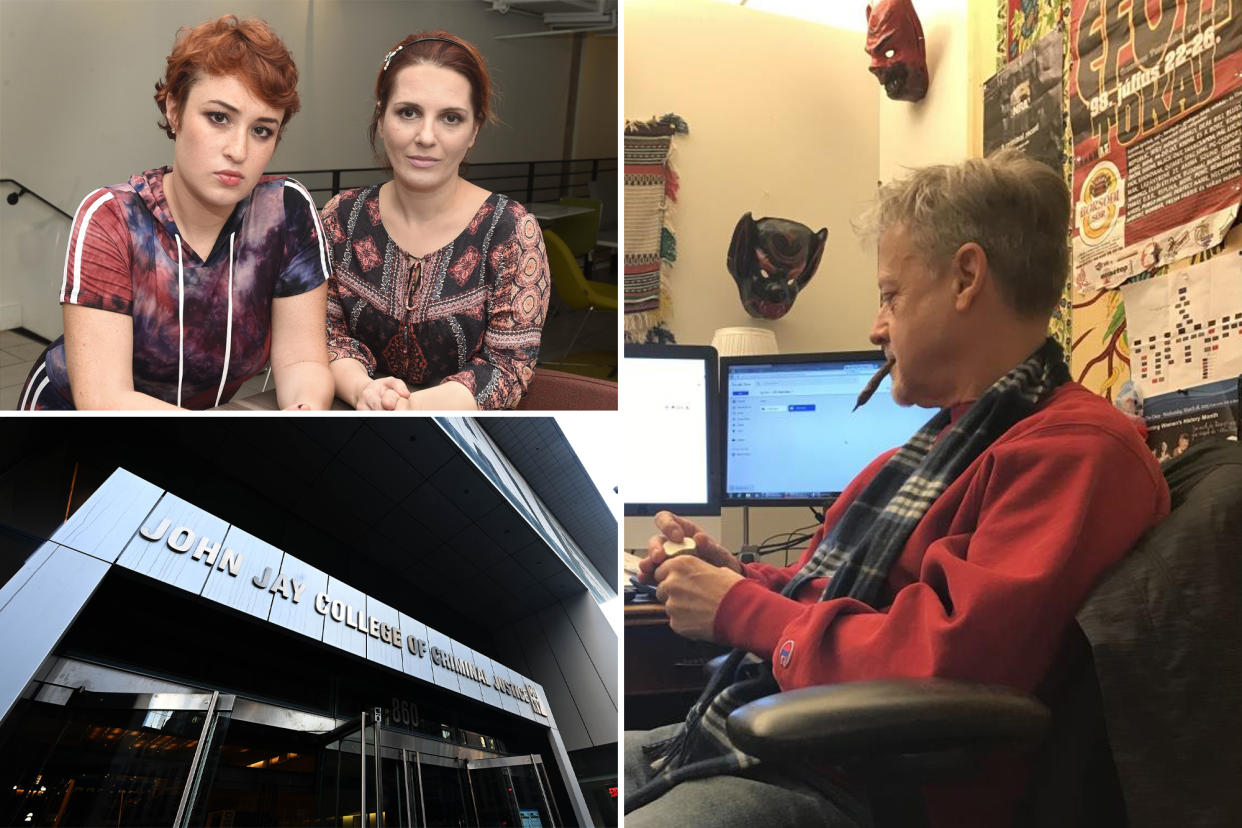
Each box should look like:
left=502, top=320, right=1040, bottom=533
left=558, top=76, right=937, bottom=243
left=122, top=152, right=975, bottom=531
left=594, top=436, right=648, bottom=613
left=710, top=327, right=779, bottom=357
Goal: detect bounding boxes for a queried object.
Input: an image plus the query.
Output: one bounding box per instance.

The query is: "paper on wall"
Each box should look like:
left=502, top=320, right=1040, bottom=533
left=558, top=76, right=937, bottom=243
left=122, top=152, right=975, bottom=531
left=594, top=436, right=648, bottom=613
left=1121, top=252, right=1242, bottom=398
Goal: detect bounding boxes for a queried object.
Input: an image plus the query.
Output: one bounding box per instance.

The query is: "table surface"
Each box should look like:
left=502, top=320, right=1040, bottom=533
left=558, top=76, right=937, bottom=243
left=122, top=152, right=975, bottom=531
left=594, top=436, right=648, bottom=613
left=526, top=202, right=594, bottom=222
left=624, top=600, right=669, bottom=625
left=215, top=389, right=351, bottom=411
left=625, top=599, right=728, bottom=699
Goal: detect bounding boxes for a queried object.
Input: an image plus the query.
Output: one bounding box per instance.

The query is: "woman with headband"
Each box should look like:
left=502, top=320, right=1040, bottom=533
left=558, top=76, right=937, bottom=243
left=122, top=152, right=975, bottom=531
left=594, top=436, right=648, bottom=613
left=18, top=16, right=334, bottom=410
left=322, top=31, right=550, bottom=410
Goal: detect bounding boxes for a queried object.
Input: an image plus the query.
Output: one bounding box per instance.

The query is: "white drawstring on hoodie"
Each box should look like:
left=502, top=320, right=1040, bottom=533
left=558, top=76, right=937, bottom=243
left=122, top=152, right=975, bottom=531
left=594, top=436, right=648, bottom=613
left=214, top=233, right=236, bottom=407
left=174, top=232, right=237, bottom=408
left=175, top=234, right=185, bottom=408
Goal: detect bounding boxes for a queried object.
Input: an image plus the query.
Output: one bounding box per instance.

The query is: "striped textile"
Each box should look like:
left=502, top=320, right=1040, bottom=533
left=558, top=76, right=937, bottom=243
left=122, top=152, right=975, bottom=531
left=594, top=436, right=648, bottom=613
left=624, top=117, right=683, bottom=337
left=625, top=338, right=1071, bottom=814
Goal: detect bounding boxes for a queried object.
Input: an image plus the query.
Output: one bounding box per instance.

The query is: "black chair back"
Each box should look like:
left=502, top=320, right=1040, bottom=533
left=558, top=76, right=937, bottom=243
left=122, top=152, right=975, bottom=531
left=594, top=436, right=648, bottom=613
left=1027, top=439, right=1242, bottom=827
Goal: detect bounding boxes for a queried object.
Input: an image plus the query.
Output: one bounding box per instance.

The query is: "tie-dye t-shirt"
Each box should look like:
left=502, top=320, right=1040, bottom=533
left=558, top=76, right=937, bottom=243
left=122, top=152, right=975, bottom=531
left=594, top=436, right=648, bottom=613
left=18, top=167, right=329, bottom=410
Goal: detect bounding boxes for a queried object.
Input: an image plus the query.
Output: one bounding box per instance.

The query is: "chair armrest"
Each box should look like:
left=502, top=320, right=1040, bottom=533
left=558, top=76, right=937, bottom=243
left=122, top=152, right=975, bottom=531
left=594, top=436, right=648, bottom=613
left=703, top=652, right=762, bottom=677
left=727, top=679, right=1050, bottom=765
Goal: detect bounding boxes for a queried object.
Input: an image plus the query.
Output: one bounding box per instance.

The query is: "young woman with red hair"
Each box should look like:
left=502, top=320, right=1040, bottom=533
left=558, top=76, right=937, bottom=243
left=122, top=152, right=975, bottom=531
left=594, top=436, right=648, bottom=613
left=322, top=32, right=550, bottom=410
left=18, top=15, right=333, bottom=410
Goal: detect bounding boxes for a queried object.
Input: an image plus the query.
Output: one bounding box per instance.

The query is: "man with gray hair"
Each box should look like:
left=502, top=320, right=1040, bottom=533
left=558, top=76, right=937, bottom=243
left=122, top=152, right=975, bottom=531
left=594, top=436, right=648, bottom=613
left=626, top=150, right=1170, bottom=826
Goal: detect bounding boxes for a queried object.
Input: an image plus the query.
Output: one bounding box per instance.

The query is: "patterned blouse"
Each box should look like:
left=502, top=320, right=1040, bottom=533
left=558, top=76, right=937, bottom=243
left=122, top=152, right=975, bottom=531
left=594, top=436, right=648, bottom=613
left=18, top=167, right=329, bottom=410
left=322, top=187, right=549, bottom=410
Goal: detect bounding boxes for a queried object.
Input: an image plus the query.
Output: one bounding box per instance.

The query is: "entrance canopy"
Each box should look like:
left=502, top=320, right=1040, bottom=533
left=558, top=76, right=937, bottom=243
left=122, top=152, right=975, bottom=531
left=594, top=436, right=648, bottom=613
left=1, top=468, right=555, bottom=731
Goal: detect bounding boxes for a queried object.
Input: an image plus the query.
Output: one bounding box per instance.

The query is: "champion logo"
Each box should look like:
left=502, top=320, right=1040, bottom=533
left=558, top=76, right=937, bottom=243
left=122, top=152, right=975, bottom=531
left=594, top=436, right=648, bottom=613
left=778, top=639, right=795, bottom=668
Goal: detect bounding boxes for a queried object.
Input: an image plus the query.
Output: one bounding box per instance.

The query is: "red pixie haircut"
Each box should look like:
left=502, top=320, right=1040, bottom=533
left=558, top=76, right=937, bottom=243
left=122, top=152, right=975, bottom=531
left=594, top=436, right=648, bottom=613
left=154, top=15, right=300, bottom=140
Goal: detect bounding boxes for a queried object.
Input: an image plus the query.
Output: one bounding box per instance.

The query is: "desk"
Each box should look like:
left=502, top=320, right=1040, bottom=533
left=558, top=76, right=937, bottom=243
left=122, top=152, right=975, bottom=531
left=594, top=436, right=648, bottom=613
left=625, top=600, right=728, bottom=730
left=215, top=390, right=351, bottom=411
left=526, top=202, right=594, bottom=222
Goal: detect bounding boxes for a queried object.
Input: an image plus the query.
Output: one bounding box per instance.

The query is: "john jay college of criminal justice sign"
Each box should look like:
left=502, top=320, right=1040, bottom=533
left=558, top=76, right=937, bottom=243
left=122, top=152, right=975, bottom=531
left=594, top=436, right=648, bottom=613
left=0, top=468, right=554, bottom=730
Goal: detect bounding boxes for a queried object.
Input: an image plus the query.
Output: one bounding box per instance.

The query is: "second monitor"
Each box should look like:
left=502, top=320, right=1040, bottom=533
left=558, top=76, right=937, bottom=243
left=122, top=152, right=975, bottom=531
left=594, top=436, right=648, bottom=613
left=721, top=351, right=933, bottom=506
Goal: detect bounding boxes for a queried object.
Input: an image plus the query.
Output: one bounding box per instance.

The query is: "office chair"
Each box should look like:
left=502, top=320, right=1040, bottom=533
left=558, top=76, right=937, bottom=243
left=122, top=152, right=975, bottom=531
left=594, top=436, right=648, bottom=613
left=588, top=178, right=618, bottom=230
left=543, top=229, right=617, bottom=364
left=515, top=367, right=617, bottom=410
left=550, top=197, right=603, bottom=270
left=720, top=438, right=1242, bottom=827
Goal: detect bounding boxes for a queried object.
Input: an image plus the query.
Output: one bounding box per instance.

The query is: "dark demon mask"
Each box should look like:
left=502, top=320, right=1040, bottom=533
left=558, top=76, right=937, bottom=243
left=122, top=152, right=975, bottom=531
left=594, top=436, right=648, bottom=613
left=727, top=213, right=827, bottom=320
left=865, top=0, right=929, bottom=102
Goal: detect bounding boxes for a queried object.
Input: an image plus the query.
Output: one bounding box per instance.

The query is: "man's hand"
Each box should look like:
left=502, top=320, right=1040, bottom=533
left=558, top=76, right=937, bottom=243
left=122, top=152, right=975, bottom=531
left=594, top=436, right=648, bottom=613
left=638, top=510, right=741, bottom=584
left=654, top=555, right=744, bottom=642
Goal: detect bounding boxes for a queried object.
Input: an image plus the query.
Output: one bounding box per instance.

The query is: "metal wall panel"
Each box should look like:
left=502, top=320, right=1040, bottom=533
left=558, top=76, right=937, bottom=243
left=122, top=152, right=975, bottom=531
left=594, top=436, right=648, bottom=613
left=0, top=545, right=109, bottom=728
left=0, top=540, right=58, bottom=613
left=435, top=419, right=614, bottom=603
left=537, top=602, right=617, bottom=745
left=513, top=614, right=590, bottom=735
left=487, top=661, right=523, bottom=717
left=397, top=612, right=434, bottom=684
left=424, top=624, right=463, bottom=694
left=507, top=667, right=540, bottom=723
left=529, top=681, right=556, bottom=732
left=200, top=525, right=283, bottom=620
left=364, top=595, right=405, bottom=672
left=266, top=553, right=329, bottom=641
left=446, top=640, right=483, bottom=702
left=471, top=651, right=505, bottom=711
left=546, top=721, right=595, bottom=828
left=321, top=577, right=369, bottom=658
left=50, top=468, right=163, bottom=563
left=490, top=623, right=534, bottom=676
left=560, top=590, right=618, bottom=707
left=115, top=492, right=231, bottom=595
left=4, top=469, right=586, bottom=758
left=491, top=622, right=592, bottom=750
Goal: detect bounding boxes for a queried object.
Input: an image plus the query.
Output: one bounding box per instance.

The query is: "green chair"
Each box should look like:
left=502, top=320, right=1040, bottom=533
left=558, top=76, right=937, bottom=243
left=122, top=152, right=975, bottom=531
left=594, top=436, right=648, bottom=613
left=549, top=197, right=603, bottom=270
left=543, top=228, right=616, bottom=363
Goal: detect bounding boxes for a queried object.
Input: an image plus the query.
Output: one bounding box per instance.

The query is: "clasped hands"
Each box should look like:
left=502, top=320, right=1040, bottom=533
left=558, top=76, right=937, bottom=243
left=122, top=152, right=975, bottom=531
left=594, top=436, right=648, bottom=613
left=639, top=511, right=745, bottom=643
left=357, top=376, right=414, bottom=410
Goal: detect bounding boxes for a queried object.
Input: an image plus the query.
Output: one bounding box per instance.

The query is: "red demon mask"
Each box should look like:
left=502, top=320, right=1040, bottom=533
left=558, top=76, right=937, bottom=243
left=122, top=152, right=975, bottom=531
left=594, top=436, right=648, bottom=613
left=865, top=0, right=929, bottom=102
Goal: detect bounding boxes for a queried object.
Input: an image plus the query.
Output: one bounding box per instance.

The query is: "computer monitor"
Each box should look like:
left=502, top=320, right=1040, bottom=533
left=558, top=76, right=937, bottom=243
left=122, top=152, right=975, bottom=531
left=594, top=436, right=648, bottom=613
left=622, top=344, right=721, bottom=516
left=721, top=351, right=933, bottom=506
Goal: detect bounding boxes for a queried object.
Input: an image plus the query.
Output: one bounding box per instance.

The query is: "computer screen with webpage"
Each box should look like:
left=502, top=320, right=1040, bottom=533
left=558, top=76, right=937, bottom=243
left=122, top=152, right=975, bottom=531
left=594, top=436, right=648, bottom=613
left=622, top=344, right=720, bottom=516
left=722, top=352, right=933, bottom=505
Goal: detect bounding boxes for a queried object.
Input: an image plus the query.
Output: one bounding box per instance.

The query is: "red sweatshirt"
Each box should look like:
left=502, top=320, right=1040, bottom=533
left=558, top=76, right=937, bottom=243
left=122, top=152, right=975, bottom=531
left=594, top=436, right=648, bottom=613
left=712, top=382, right=1170, bottom=824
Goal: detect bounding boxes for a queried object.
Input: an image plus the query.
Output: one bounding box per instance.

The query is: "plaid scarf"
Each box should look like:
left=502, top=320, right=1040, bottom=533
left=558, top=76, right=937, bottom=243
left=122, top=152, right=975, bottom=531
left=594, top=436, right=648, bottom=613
left=625, top=338, right=1070, bottom=814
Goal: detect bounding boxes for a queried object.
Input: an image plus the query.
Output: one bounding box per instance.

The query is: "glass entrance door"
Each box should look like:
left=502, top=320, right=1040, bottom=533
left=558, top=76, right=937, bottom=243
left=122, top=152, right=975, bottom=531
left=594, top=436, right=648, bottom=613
left=345, top=708, right=474, bottom=828
left=350, top=712, right=561, bottom=828
left=183, top=708, right=368, bottom=827
left=1, top=686, right=558, bottom=828
left=465, top=756, right=560, bottom=828
left=0, top=689, right=220, bottom=827
left=413, top=753, right=472, bottom=828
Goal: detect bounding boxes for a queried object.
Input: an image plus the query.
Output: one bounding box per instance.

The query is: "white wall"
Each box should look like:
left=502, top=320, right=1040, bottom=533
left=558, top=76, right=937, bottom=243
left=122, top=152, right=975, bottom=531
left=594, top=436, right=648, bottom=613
left=0, top=0, right=610, bottom=339
left=624, top=0, right=1001, bottom=561
left=625, top=0, right=881, bottom=356
left=877, top=0, right=995, bottom=179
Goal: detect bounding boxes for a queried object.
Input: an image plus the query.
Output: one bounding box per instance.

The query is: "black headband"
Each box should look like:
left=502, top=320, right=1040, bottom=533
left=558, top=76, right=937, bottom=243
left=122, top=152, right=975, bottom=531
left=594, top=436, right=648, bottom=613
left=383, top=37, right=465, bottom=72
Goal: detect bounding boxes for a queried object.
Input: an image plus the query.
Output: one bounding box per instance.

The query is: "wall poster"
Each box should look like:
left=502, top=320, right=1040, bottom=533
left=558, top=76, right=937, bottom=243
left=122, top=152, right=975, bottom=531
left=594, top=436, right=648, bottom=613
left=1069, top=0, right=1242, bottom=294
left=1144, top=377, right=1239, bottom=462
left=1120, top=249, right=1242, bottom=397
left=985, top=28, right=1065, bottom=170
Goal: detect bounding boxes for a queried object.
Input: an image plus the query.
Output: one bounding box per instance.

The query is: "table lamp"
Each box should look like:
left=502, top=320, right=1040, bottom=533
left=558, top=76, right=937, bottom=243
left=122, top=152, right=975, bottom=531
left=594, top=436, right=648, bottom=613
left=710, top=327, right=779, bottom=357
